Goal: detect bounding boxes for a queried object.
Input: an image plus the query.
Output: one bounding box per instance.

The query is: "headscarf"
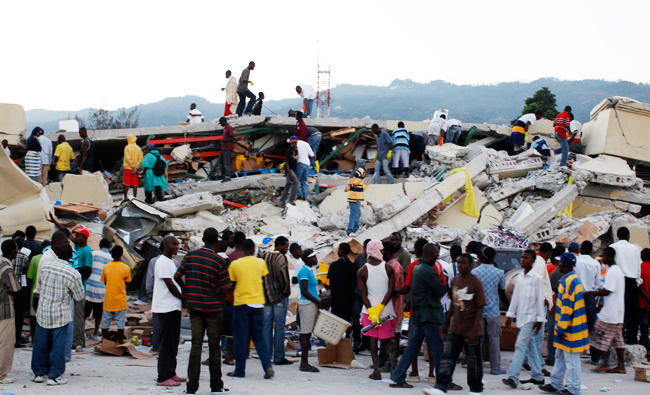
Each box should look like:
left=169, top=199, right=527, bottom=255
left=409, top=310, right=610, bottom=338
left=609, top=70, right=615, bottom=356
left=366, top=240, right=384, bottom=261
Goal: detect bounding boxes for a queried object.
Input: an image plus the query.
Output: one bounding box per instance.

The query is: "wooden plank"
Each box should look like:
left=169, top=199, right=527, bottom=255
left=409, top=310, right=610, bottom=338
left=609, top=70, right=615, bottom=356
left=54, top=203, right=99, bottom=214
left=329, top=127, right=356, bottom=138
left=149, top=135, right=244, bottom=145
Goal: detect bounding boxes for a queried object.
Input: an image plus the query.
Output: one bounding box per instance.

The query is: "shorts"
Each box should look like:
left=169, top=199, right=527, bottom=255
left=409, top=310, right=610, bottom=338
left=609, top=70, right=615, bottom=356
left=85, top=301, right=103, bottom=320
left=361, top=313, right=396, bottom=339
left=123, top=168, right=139, bottom=187
left=101, top=309, right=128, bottom=330
left=298, top=302, right=318, bottom=334
left=591, top=319, right=624, bottom=351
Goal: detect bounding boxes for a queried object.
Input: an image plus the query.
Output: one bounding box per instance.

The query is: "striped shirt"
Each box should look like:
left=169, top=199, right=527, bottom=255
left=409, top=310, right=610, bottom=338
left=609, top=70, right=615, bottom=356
left=85, top=248, right=112, bottom=303
left=262, top=251, right=291, bottom=305
left=391, top=128, right=410, bottom=150
left=35, top=249, right=85, bottom=329
left=175, top=247, right=231, bottom=312
left=25, top=150, right=41, bottom=177
left=0, top=257, right=21, bottom=320
left=553, top=111, right=571, bottom=139
left=553, top=271, right=589, bottom=353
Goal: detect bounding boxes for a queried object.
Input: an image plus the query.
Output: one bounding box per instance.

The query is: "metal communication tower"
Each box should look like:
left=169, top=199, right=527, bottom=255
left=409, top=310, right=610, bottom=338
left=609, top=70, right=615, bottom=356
left=316, top=65, right=330, bottom=118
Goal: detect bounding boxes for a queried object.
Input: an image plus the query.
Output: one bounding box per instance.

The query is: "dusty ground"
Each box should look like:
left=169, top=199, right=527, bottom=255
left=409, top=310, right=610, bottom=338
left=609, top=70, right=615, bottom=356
left=2, top=345, right=648, bottom=395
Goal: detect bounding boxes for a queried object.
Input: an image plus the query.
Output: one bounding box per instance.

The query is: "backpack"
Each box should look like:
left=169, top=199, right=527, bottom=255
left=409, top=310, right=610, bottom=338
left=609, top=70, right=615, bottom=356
left=152, top=156, right=166, bottom=176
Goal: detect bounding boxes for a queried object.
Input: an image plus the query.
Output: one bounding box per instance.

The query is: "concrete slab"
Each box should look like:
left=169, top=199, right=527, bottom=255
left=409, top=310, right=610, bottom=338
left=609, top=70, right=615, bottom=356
left=573, top=154, right=638, bottom=187
left=435, top=187, right=502, bottom=230
left=152, top=192, right=223, bottom=216
left=61, top=173, right=113, bottom=207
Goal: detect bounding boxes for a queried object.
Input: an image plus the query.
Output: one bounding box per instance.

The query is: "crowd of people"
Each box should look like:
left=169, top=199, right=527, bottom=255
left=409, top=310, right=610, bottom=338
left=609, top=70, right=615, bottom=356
left=2, top=219, right=649, bottom=395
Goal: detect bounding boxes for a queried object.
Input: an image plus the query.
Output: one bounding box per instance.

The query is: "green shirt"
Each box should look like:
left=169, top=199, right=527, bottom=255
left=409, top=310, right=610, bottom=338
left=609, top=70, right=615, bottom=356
left=409, top=259, right=447, bottom=326
left=26, top=253, right=42, bottom=305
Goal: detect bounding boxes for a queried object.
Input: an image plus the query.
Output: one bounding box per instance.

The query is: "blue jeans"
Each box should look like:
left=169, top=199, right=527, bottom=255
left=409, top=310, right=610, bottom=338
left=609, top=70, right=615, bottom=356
left=445, top=125, right=462, bottom=144
left=507, top=321, right=544, bottom=385
left=550, top=349, right=581, bottom=395
left=32, top=322, right=69, bottom=379
left=232, top=305, right=272, bottom=376
left=374, top=158, right=394, bottom=184
left=554, top=134, right=569, bottom=166
left=236, top=90, right=256, bottom=116
left=546, top=310, right=556, bottom=363
left=307, top=134, right=322, bottom=160
left=435, top=333, right=483, bottom=393
left=391, top=322, right=443, bottom=383
left=347, top=201, right=361, bottom=234
left=304, top=99, right=314, bottom=117
left=296, top=163, right=310, bottom=199
left=584, top=295, right=596, bottom=332
left=263, top=297, right=289, bottom=363
left=65, top=308, right=73, bottom=361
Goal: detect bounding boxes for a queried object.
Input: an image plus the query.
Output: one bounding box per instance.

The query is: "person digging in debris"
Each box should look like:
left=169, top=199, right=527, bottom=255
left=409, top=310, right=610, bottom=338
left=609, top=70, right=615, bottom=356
left=122, top=134, right=143, bottom=201
left=100, top=245, right=131, bottom=345
left=345, top=167, right=366, bottom=235
left=357, top=240, right=397, bottom=381
left=391, top=122, right=410, bottom=177
left=141, top=144, right=168, bottom=203
left=511, top=111, right=542, bottom=152
left=296, top=84, right=316, bottom=117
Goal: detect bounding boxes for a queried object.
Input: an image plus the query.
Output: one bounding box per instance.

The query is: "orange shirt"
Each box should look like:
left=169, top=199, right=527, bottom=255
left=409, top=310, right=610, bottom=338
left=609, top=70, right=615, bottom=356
left=100, top=261, right=131, bottom=312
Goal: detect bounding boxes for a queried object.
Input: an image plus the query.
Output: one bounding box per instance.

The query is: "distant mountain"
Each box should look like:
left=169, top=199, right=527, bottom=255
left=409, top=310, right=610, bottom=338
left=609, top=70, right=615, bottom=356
left=26, top=78, right=650, bottom=133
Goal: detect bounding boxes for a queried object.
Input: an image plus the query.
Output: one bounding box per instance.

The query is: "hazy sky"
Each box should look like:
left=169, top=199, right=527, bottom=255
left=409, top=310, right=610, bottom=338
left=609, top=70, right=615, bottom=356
left=1, top=0, right=648, bottom=111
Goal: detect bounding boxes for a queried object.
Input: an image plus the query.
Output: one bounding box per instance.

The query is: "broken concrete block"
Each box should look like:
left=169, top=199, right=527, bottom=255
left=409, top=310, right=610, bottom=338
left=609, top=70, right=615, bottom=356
left=435, top=187, right=502, bottom=230
left=487, top=178, right=534, bottom=202
left=286, top=200, right=318, bottom=224
left=44, top=182, right=62, bottom=202
left=153, top=192, right=223, bottom=216
left=611, top=213, right=650, bottom=248
left=487, top=157, right=544, bottom=179
left=511, top=185, right=579, bottom=235
left=573, top=155, right=638, bottom=187
left=61, top=173, right=112, bottom=207
left=162, top=210, right=228, bottom=232
left=244, top=202, right=283, bottom=218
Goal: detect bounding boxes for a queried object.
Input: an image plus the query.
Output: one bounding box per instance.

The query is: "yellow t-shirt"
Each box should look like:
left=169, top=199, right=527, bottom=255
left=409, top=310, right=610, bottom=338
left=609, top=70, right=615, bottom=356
left=100, top=261, right=132, bottom=312
left=228, top=256, right=268, bottom=306
left=54, top=141, right=74, bottom=171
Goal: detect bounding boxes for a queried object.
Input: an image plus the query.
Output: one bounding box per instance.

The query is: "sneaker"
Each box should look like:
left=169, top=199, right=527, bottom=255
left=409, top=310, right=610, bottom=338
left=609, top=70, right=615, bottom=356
left=491, top=369, right=506, bottom=375
left=539, top=383, right=557, bottom=393
left=75, top=345, right=83, bottom=352
left=211, top=389, right=230, bottom=394
left=273, top=358, right=294, bottom=365
left=447, top=383, right=463, bottom=391
left=47, top=376, right=68, bottom=385
left=521, top=378, right=544, bottom=385
left=502, top=378, right=517, bottom=388
left=423, top=388, right=446, bottom=395
left=264, top=367, right=274, bottom=379
left=33, top=375, right=46, bottom=383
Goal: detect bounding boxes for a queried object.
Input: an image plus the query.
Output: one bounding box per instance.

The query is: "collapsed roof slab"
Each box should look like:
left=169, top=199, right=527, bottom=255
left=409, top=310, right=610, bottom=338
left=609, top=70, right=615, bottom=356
left=487, top=157, right=544, bottom=179
left=512, top=184, right=579, bottom=235
left=579, top=184, right=650, bottom=206
left=353, top=153, right=489, bottom=242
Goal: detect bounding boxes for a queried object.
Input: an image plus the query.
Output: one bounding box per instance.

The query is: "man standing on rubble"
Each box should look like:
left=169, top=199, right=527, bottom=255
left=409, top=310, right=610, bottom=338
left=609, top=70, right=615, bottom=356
left=53, top=135, right=74, bottom=182
left=294, top=135, right=316, bottom=201
left=391, top=122, right=410, bottom=177
left=122, top=134, right=143, bottom=201
left=511, top=111, right=543, bottom=152
left=345, top=168, right=366, bottom=235
left=261, top=236, right=293, bottom=366
left=174, top=228, right=231, bottom=394
left=236, top=61, right=256, bottom=116
left=78, top=127, right=96, bottom=173
left=279, top=135, right=299, bottom=206
left=141, top=145, right=168, bottom=203
left=37, top=128, right=53, bottom=185
left=153, top=235, right=185, bottom=387
left=219, top=117, right=235, bottom=182
left=553, top=106, right=572, bottom=167
left=373, top=124, right=394, bottom=184
left=610, top=226, right=642, bottom=344
left=228, top=239, right=274, bottom=379
left=568, top=114, right=584, bottom=154
left=32, top=230, right=84, bottom=386
left=296, top=84, right=316, bottom=117
left=222, top=70, right=238, bottom=116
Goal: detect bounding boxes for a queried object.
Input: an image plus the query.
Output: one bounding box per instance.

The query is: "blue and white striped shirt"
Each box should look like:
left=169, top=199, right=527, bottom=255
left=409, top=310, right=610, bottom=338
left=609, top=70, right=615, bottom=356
left=392, top=128, right=410, bottom=151
left=85, top=248, right=112, bottom=303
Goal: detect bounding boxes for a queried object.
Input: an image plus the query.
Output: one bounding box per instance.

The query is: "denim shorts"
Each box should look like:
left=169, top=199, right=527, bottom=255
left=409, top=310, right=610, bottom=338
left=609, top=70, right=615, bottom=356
left=101, top=309, right=127, bottom=329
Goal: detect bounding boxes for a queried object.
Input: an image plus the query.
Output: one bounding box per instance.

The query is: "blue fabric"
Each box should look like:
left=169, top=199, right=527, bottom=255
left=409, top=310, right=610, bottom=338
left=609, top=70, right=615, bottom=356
left=471, top=264, right=505, bottom=318
left=546, top=309, right=556, bottom=363
left=85, top=248, right=111, bottom=302
left=507, top=321, right=544, bottom=385
left=391, top=323, right=443, bottom=383
left=303, top=99, right=314, bottom=117
left=530, top=138, right=551, bottom=156
left=232, top=305, right=271, bottom=376
left=347, top=201, right=361, bottom=234
left=101, top=309, right=127, bottom=329
left=391, top=128, right=410, bottom=150
left=554, top=134, right=569, bottom=166
left=307, top=134, right=321, bottom=162
left=550, top=349, right=582, bottom=395
left=297, top=266, right=318, bottom=303
left=65, top=306, right=73, bottom=361
left=71, top=245, right=93, bottom=289
left=31, top=322, right=69, bottom=379
left=445, top=125, right=462, bottom=144
left=376, top=131, right=392, bottom=159
left=263, top=297, right=289, bottom=363
left=374, top=158, right=394, bottom=184
left=296, top=162, right=309, bottom=199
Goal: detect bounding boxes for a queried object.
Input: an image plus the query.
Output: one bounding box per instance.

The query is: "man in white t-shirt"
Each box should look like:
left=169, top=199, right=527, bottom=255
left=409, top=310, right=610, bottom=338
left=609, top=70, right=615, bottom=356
left=568, top=113, right=584, bottom=154
left=291, top=136, right=315, bottom=201
left=37, top=131, right=53, bottom=186
left=610, top=227, right=642, bottom=344
left=186, top=103, right=205, bottom=125
left=573, top=241, right=600, bottom=332
left=426, top=111, right=447, bottom=145
left=442, top=118, right=463, bottom=145
left=584, top=247, right=626, bottom=373
left=152, top=235, right=185, bottom=387
left=296, top=84, right=316, bottom=117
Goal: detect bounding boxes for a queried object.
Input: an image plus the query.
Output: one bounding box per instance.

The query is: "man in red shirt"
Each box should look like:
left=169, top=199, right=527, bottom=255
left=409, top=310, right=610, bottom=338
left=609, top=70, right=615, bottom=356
left=219, top=117, right=235, bottom=182
left=639, top=248, right=650, bottom=362
left=294, top=111, right=308, bottom=141
left=553, top=106, right=572, bottom=167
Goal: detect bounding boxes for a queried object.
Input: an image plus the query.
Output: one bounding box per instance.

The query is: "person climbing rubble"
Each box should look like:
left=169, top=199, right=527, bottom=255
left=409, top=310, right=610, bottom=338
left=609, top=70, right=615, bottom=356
left=391, top=122, right=410, bottom=177
left=296, top=84, right=316, bottom=117
left=553, top=105, right=572, bottom=167
left=345, top=167, right=366, bottom=235
left=511, top=111, right=542, bottom=152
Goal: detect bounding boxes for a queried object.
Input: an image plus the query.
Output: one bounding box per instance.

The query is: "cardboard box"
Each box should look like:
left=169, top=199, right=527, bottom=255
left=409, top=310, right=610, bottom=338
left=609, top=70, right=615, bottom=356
left=317, top=338, right=355, bottom=369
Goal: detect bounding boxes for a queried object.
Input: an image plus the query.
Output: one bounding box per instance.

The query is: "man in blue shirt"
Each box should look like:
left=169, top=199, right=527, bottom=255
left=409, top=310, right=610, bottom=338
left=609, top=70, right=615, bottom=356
left=70, top=227, right=93, bottom=351
left=471, top=246, right=507, bottom=375
left=391, top=122, right=410, bottom=177
left=373, top=124, right=394, bottom=184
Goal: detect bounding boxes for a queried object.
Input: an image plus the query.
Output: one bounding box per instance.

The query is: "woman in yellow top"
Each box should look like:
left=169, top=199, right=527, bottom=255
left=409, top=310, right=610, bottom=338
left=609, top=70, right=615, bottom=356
left=122, top=134, right=143, bottom=200
left=345, top=168, right=366, bottom=235
left=53, top=135, right=74, bottom=181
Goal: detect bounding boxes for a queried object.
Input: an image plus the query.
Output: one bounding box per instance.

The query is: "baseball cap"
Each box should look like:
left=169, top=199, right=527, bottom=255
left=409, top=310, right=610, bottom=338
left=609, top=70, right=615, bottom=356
left=568, top=242, right=580, bottom=253
left=560, top=252, right=576, bottom=267
left=73, top=227, right=90, bottom=239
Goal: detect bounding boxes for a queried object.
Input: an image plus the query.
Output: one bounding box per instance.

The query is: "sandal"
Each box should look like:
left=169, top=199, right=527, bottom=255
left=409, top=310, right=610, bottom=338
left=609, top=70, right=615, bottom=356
left=299, top=365, right=320, bottom=373
left=389, top=382, right=413, bottom=388
left=606, top=367, right=626, bottom=374
left=369, top=371, right=382, bottom=380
